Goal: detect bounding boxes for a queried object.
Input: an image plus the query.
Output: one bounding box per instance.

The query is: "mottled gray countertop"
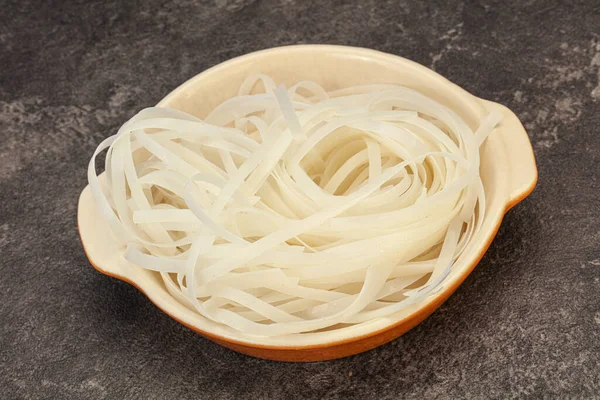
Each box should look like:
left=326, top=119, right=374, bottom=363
left=1, top=0, right=599, bottom=399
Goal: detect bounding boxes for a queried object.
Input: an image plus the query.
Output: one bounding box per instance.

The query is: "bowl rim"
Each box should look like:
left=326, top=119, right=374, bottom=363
left=78, top=44, right=538, bottom=357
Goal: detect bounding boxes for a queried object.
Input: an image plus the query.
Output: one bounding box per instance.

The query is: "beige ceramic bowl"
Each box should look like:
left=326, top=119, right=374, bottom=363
left=78, top=45, right=537, bottom=362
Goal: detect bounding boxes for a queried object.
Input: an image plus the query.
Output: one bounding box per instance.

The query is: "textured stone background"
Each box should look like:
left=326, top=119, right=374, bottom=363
left=1, top=0, right=599, bottom=399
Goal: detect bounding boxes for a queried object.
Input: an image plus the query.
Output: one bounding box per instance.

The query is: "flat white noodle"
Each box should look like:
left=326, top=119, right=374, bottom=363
left=88, top=74, right=500, bottom=337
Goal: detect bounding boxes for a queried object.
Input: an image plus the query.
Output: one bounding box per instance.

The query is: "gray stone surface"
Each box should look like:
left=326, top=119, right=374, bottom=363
left=1, top=0, right=599, bottom=398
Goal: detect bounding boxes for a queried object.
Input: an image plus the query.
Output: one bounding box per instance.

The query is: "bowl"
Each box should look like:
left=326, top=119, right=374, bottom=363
left=78, top=45, right=537, bottom=361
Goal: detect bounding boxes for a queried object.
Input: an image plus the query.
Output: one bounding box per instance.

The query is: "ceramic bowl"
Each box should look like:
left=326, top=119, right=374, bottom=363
left=78, top=45, right=537, bottom=362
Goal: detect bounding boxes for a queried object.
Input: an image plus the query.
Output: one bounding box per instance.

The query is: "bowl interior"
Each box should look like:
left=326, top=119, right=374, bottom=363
left=87, top=45, right=513, bottom=347
left=161, top=46, right=486, bottom=131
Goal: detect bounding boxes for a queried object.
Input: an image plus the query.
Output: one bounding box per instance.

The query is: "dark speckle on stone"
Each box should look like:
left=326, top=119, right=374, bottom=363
left=1, top=1, right=599, bottom=399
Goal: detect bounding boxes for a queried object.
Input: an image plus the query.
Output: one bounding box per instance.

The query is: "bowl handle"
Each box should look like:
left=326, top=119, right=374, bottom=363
left=479, top=100, right=538, bottom=209
left=78, top=182, right=133, bottom=281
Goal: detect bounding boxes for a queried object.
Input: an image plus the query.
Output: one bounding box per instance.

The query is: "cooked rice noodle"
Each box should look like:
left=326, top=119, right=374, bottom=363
left=88, top=74, right=500, bottom=336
